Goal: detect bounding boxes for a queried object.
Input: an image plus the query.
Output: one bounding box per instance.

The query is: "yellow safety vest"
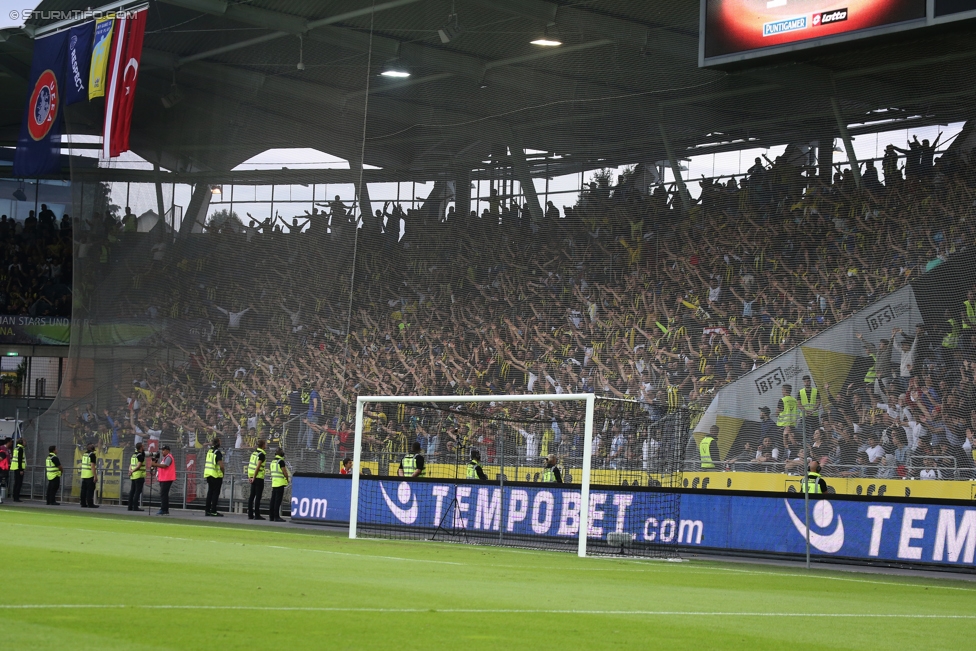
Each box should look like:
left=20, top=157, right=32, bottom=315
left=943, top=319, right=960, bottom=348
left=699, top=435, right=715, bottom=469
left=542, top=466, right=558, bottom=482
left=800, top=472, right=823, bottom=494
left=798, top=388, right=818, bottom=413
left=864, top=353, right=877, bottom=384
left=10, top=444, right=24, bottom=471
left=45, top=453, right=61, bottom=480
left=965, top=300, right=976, bottom=327
left=776, top=396, right=798, bottom=427
left=466, top=460, right=483, bottom=479
left=81, top=451, right=96, bottom=479
left=270, top=456, right=288, bottom=488
left=247, top=449, right=265, bottom=479
left=129, top=452, right=145, bottom=480
left=401, top=454, right=424, bottom=477
left=204, top=448, right=224, bottom=479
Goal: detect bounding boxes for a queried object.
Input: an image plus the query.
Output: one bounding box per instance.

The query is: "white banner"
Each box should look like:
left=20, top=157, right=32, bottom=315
left=695, top=284, right=921, bottom=455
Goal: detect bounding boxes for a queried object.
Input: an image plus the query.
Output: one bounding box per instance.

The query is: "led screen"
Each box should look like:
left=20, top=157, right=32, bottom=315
left=702, top=0, right=927, bottom=63
left=293, top=476, right=976, bottom=568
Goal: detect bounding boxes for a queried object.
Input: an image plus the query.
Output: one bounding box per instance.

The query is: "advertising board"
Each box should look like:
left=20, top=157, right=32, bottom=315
left=292, top=475, right=976, bottom=569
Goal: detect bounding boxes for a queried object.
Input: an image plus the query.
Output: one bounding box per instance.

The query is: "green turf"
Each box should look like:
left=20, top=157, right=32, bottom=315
left=1, top=508, right=973, bottom=650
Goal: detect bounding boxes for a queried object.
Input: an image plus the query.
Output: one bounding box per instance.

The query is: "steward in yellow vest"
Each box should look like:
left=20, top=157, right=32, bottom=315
left=542, top=454, right=563, bottom=483
left=800, top=461, right=828, bottom=494
left=127, top=442, right=146, bottom=511
left=699, top=425, right=720, bottom=470
left=204, top=438, right=225, bottom=517
left=776, top=384, right=798, bottom=430
left=80, top=443, right=98, bottom=509
left=797, top=375, right=821, bottom=432
left=466, top=449, right=487, bottom=480
left=399, top=442, right=426, bottom=478
left=45, top=445, right=63, bottom=506
left=268, top=448, right=290, bottom=522
left=247, top=439, right=267, bottom=520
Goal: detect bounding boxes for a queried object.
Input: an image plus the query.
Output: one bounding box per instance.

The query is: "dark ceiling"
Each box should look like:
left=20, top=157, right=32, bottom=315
left=1, top=0, right=975, bottom=180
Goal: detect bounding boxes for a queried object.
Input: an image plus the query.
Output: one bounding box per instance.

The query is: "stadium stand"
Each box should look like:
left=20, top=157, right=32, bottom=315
left=54, top=141, right=976, bottom=486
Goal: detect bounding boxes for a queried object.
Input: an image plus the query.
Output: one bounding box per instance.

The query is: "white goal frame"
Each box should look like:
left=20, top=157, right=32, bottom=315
left=350, top=393, right=596, bottom=557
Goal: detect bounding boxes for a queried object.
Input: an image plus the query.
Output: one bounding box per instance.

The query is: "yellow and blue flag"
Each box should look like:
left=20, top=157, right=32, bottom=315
left=88, top=16, right=114, bottom=100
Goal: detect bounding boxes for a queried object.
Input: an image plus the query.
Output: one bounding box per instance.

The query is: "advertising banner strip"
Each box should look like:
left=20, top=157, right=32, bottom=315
left=292, top=476, right=976, bottom=569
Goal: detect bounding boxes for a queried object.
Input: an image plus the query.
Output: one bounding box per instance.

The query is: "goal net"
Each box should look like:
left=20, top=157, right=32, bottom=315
left=349, top=394, right=689, bottom=558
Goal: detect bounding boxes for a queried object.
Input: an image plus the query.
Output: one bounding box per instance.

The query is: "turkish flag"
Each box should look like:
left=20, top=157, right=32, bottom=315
left=102, top=8, right=146, bottom=158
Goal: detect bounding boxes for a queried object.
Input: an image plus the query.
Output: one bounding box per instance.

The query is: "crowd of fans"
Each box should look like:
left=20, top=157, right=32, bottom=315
left=0, top=205, right=72, bottom=317
left=48, top=136, right=976, bottom=480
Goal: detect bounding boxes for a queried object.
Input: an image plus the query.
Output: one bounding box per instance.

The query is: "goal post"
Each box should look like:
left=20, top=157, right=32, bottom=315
left=347, top=393, right=687, bottom=559
left=350, top=393, right=596, bottom=556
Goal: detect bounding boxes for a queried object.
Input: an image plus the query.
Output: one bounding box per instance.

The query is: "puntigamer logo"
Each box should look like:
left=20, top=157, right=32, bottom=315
left=763, top=15, right=808, bottom=37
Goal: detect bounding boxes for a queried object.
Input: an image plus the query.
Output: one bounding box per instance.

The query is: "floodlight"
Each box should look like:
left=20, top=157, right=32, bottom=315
left=161, top=84, right=183, bottom=109
left=438, top=16, right=462, bottom=43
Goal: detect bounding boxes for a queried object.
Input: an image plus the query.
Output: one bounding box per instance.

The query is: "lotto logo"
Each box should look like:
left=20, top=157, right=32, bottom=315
left=813, top=8, right=848, bottom=26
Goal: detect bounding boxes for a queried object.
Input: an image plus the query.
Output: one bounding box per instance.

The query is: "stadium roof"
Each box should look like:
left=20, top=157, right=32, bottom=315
left=2, top=0, right=976, bottom=179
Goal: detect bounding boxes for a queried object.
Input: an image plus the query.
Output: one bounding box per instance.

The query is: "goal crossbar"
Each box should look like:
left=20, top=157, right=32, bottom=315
left=350, top=393, right=596, bottom=557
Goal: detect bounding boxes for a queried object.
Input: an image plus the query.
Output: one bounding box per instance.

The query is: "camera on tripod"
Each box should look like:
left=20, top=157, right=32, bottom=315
left=149, top=451, right=160, bottom=462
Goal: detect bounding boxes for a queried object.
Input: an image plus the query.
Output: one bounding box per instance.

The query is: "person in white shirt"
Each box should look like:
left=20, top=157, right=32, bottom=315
left=519, top=429, right=538, bottom=462
left=608, top=432, right=625, bottom=469
left=919, top=458, right=941, bottom=479
left=756, top=436, right=779, bottom=463
left=865, top=436, right=886, bottom=464
left=897, top=326, right=921, bottom=391
left=642, top=435, right=660, bottom=471
left=707, top=277, right=721, bottom=304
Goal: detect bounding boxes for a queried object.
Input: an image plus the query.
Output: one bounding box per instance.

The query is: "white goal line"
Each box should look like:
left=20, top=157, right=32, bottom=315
left=350, top=393, right=596, bottom=557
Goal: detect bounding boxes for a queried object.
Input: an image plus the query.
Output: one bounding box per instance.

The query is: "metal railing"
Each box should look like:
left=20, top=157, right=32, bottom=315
left=682, top=455, right=970, bottom=480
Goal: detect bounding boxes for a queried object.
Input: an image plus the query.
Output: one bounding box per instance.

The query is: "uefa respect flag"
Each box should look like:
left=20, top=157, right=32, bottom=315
left=103, top=8, right=147, bottom=158
left=12, top=31, right=68, bottom=178
left=88, top=16, right=114, bottom=100
left=65, top=21, right=95, bottom=105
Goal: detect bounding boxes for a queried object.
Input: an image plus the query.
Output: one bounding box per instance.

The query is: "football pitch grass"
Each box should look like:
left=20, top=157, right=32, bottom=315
left=2, top=507, right=974, bottom=650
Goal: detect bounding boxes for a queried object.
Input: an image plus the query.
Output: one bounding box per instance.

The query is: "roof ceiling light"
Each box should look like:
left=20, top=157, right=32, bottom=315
left=381, top=58, right=411, bottom=78
left=531, top=26, right=561, bottom=47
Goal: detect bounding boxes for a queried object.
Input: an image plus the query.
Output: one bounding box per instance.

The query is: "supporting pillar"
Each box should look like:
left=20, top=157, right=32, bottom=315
left=153, top=163, right=166, bottom=230
left=455, top=169, right=471, bottom=218
left=178, top=183, right=213, bottom=237
left=353, top=158, right=373, bottom=224
left=658, top=122, right=690, bottom=214
left=818, top=136, right=834, bottom=184
left=830, top=97, right=861, bottom=188
left=508, top=137, right=544, bottom=222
